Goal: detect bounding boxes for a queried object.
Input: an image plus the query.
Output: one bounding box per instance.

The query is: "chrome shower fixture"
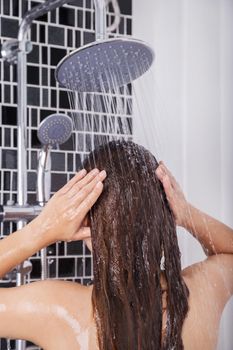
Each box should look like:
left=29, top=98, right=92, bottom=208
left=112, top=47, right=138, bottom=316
left=56, top=38, right=155, bottom=92
left=1, top=0, right=69, bottom=64
left=37, top=113, right=73, bottom=146
left=55, top=0, right=155, bottom=93
left=1, top=39, right=32, bottom=64
left=37, top=113, right=73, bottom=206
left=37, top=113, right=73, bottom=282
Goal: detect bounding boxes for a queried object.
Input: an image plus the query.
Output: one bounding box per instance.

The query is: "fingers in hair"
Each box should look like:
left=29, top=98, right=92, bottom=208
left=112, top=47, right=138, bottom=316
left=163, top=174, right=174, bottom=199
left=58, top=169, right=87, bottom=194
left=76, top=181, right=104, bottom=217
left=71, top=170, right=106, bottom=202
left=72, top=168, right=100, bottom=191
left=155, top=164, right=166, bottom=180
left=158, top=163, right=177, bottom=189
left=65, top=168, right=101, bottom=198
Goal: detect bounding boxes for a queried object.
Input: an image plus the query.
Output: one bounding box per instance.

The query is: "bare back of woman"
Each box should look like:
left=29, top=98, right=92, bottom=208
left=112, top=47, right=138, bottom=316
left=1, top=264, right=229, bottom=350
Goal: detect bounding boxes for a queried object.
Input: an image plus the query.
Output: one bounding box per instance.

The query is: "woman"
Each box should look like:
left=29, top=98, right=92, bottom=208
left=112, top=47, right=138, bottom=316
left=0, top=140, right=232, bottom=350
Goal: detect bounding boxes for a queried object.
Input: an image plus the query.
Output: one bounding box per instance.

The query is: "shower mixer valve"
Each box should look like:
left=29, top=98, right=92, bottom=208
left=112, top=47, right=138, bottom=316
left=0, top=204, right=43, bottom=223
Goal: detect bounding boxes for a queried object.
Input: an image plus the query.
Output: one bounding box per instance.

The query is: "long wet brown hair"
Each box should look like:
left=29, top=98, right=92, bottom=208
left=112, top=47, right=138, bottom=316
left=83, top=140, right=189, bottom=350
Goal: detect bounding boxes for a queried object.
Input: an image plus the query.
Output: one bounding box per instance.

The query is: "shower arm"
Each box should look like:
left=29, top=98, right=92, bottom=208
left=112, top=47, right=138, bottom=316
left=94, top=0, right=107, bottom=41
left=18, top=0, right=107, bottom=44
left=18, top=0, right=69, bottom=44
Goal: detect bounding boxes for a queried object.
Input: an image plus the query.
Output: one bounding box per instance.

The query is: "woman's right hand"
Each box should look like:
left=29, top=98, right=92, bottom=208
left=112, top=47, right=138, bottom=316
left=155, top=162, right=191, bottom=227
left=32, top=168, right=106, bottom=243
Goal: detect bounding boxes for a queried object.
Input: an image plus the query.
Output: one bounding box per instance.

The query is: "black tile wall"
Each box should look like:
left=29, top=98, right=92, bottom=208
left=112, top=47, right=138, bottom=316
left=58, top=137, right=74, bottom=154
left=75, top=153, right=82, bottom=170
left=59, top=90, right=70, bottom=109
left=27, top=44, right=39, bottom=63
left=42, top=67, right=48, bottom=85
left=39, top=24, right=46, bottom=43
left=77, top=9, right=84, bottom=27
left=51, top=152, right=66, bottom=171
left=86, top=0, right=92, bottom=9
left=27, top=172, right=37, bottom=191
left=41, top=46, right=48, bottom=64
left=3, top=0, right=10, bottom=16
left=27, top=86, right=40, bottom=106
left=51, top=173, right=67, bottom=192
left=67, top=152, right=73, bottom=171
left=3, top=63, right=10, bottom=81
left=118, top=0, right=132, bottom=15
left=31, top=23, right=37, bottom=41
left=0, top=0, right=132, bottom=348
left=27, top=65, right=40, bottom=85
left=4, top=128, right=11, bottom=147
left=75, top=30, right=81, bottom=46
left=50, top=47, right=67, bottom=66
left=4, top=85, right=10, bottom=103
left=40, top=108, right=55, bottom=121
left=1, top=17, right=19, bottom=37
left=50, top=9, right=56, bottom=24
left=2, top=149, right=17, bottom=169
left=59, top=7, right=75, bottom=26
left=77, top=257, right=84, bottom=276
left=50, top=69, right=56, bottom=86
left=30, top=129, right=40, bottom=148
left=30, top=259, right=41, bottom=279
left=67, top=240, right=83, bottom=255
left=48, top=26, right=65, bottom=46
left=59, top=258, right=75, bottom=277
left=85, top=11, right=92, bottom=29
left=84, top=31, right=95, bottom=44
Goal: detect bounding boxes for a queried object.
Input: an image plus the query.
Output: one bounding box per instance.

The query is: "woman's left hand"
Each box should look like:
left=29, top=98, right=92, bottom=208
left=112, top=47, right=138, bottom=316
left=32, top=168, right=106, bottom=243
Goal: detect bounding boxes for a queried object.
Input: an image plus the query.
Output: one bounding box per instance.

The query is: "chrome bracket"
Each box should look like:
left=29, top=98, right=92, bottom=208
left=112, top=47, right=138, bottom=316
left=1, top=39, right=33, bottom=64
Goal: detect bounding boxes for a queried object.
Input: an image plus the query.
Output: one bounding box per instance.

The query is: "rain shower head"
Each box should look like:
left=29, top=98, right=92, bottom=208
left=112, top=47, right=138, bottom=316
left=37, top=113, right=73, bottom=146
left=55, top=38, right=155, bottom=93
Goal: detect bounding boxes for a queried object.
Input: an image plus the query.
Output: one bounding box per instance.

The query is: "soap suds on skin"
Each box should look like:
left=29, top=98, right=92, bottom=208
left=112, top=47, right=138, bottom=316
left=18, top=302, right=89, bottom=349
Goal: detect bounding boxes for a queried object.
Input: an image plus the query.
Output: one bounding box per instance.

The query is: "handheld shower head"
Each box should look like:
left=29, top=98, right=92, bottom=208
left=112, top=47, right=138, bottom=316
left=55, top=38, right=155, bottom=93
left=37, top=113, right=73, bottom=146
left=37, top=114, right=73, bottom=206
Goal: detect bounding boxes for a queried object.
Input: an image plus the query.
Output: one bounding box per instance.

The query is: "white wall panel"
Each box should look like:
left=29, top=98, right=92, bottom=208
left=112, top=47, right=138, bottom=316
left=133, top=0, right=233, bottom=348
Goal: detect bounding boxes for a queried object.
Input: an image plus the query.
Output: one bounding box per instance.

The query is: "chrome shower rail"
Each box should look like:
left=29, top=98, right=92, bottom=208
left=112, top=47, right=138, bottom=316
left=16, top=2, right=71, bottom=350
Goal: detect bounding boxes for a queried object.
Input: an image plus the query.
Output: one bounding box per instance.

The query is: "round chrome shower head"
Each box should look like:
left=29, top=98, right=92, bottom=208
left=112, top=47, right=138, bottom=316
left=37, top=113, right=73, bottom=146
left=55, top=38, right=155, bottom=92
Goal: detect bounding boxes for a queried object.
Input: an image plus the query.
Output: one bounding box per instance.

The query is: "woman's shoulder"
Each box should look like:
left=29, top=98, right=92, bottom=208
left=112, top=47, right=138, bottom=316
left=181, top=254, right=233, bottom=349
left=182, top=254, right=233, bottom=309
left=20, top=279, right=92, bottom=311
left=39, top=280, right=96, bottom=349
left=0, top=279, right=94, bottom=350
left=48, top=279, right=93, bottom=310
left=42, top=278, right=92, bottom=295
